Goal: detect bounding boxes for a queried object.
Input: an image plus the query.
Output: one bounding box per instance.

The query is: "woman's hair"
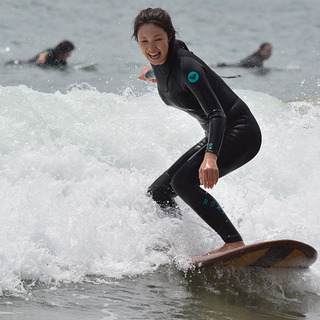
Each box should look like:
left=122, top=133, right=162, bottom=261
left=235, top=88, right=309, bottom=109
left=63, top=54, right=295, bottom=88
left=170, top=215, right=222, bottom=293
left=132, top=8, right=176, bottom=44
left=54, top=40, right=75, bottom=55
left=259, top=42, right=271, bottom=50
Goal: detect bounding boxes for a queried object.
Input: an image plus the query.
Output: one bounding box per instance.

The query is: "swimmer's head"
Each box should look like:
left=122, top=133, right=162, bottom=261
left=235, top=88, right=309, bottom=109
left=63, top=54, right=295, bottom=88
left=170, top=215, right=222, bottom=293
left=53, top=40, right=75, bottom=61
left=54, top=40, right=75, bottom=59
left=259, top=43, right=272, bottom=60
left=132, top=8, right=176, bottom=45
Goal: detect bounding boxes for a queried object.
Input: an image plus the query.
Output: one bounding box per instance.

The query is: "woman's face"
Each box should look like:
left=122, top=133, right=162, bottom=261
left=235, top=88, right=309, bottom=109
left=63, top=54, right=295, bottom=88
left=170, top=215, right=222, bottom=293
left=137, top=23, right=169, bottom=65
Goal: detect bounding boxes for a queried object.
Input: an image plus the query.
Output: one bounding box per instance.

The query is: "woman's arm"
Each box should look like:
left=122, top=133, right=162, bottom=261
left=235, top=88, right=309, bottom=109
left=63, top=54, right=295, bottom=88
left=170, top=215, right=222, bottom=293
left=182, top=61, right=226, bottom=188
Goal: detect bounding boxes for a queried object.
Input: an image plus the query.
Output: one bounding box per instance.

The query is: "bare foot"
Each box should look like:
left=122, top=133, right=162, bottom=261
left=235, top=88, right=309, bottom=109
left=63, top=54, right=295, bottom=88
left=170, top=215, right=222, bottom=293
left=204, top=241, right=245, bottom=256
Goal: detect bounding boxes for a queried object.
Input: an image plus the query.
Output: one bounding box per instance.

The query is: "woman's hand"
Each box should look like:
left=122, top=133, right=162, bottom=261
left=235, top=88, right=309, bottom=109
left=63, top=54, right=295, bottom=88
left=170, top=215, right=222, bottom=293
left=199, top=153, right=219, bottom=189
left=138, top=66, right=157, bottom=83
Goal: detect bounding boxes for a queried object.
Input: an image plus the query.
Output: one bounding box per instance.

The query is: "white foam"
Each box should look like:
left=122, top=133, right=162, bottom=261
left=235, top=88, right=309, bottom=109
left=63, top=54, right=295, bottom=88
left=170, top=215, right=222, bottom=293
left=0, top=85, right=319, bottom=295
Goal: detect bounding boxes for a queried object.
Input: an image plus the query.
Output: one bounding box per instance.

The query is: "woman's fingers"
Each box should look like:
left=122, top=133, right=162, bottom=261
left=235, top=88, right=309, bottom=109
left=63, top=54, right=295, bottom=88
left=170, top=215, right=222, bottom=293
left=199, top=166, right=218, bottom=189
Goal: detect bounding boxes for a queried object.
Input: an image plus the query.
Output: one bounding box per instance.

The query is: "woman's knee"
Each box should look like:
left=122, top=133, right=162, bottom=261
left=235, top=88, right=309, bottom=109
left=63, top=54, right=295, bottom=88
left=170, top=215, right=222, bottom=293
left=147, top=172, right=177, bottom=207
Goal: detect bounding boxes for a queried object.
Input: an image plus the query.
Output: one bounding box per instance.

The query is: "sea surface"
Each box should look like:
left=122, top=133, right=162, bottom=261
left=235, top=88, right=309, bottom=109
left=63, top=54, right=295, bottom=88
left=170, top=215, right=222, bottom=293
left=0, top=0, right=320, bottom=319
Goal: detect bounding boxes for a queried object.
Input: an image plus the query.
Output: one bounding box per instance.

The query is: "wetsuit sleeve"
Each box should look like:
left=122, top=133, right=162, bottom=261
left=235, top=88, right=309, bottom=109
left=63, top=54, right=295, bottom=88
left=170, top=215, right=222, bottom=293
left=180, top=59, right=226, bottom=156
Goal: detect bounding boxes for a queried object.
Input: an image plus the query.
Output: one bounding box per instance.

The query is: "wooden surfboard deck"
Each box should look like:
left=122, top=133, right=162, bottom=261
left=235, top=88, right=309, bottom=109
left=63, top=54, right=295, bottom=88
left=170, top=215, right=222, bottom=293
left=192, top=240, right=317, bottom=270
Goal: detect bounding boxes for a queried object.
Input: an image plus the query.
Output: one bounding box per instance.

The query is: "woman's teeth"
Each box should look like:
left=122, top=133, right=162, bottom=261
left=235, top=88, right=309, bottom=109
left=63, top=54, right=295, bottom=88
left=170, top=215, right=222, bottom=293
left=149, top=52, right=160, bottom=59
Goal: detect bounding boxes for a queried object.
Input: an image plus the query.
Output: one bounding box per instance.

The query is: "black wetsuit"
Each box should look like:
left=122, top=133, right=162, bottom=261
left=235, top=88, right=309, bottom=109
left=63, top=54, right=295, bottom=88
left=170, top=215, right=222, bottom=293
left=6, top=49, right=66, bottom=67
left=148, top=41, right=262, bottom=243
left=28, top=49, right=67, bottom=67
left=217, top=52, right=264, bottom=68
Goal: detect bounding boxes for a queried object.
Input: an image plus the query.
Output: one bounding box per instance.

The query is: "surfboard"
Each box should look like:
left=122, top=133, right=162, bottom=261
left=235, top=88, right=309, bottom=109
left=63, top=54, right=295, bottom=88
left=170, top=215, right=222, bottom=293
left=192, top=240, right=317, bottom=270
left=73, top=62, right=98, bottom=71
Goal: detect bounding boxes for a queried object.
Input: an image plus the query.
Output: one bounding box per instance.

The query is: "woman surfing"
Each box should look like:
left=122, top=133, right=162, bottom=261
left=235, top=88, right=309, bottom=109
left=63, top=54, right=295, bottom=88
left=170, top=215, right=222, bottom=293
left=133, top=8, right=262, bottom=254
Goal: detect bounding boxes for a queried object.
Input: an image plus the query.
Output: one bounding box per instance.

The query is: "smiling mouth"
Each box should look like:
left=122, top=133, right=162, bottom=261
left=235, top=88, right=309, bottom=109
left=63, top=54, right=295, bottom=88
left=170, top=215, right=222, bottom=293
left=148, top=52, right=161, bottom=60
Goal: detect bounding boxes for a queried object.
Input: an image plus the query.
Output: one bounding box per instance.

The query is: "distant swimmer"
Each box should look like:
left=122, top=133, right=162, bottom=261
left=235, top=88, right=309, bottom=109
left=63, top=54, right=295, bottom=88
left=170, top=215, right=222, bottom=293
left=5, top=40, right=75, bottom=67
left=216, top=43, right=272, bottom=69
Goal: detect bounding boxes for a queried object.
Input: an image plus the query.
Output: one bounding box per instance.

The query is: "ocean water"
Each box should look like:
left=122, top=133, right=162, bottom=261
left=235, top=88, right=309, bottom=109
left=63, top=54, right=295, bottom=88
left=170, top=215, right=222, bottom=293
left=0, top=0, right=320, bottom=319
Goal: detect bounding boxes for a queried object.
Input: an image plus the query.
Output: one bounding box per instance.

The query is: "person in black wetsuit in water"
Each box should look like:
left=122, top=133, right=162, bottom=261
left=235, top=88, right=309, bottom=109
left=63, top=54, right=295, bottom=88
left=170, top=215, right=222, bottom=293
left=216, top=43, right=272, bottom=69
left=5, top=40, right=75, bottom=67
left=133, top=8, right=262, bottom=254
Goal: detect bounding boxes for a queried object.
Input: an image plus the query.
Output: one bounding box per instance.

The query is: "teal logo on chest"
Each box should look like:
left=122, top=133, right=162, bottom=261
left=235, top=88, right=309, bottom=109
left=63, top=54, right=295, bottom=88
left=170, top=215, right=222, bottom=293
left=188, top=71, right=199, bottom=83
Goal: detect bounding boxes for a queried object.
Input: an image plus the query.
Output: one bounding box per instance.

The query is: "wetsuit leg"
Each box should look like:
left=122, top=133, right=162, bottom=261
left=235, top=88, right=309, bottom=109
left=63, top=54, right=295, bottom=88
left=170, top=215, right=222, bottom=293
left=147, top=138, right=206, bottom=209
left=171, top=113, right=261, bottom=243
left=171, top=145, right=243, bottom=243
